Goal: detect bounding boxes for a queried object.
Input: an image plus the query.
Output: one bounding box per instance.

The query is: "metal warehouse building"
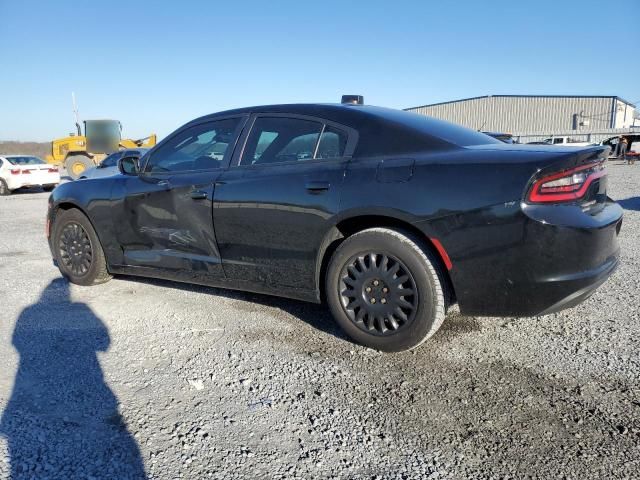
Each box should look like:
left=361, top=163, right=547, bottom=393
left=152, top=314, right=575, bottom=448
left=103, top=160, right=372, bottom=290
left=405, top=95, right=638, bottom=143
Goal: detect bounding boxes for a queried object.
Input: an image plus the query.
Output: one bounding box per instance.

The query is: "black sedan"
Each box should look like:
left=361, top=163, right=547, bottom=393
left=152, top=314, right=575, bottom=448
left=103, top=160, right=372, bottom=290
left=46, top=100, right=623, bottom=352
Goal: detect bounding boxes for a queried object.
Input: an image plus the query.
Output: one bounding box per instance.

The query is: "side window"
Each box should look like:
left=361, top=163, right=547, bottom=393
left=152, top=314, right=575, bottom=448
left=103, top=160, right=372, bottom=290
left=552, top=138, right=564, bottom=144
left=316, top=126, right=348, bottom=159
left=240, top=117, right=323, bottom=166
left=145, top=118, right=241, bottom=173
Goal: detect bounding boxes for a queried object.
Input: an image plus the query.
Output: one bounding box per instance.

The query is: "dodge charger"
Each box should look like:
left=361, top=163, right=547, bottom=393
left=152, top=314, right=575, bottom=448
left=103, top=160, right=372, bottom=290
left=46, top=98, right=622, bottom=351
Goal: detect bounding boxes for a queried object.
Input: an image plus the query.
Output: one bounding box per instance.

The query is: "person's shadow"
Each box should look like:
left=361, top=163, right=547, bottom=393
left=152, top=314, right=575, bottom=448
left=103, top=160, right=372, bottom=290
left=0, top=279, right=146, bottom=479
left=617, top=196, right=640, bottom=211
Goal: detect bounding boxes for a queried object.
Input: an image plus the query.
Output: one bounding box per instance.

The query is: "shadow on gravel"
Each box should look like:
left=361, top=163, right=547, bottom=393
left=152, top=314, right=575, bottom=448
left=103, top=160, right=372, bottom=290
left=0, top=279, right=146, bottom=479
left=617, top=196, right=640, bottom=211
left=119, top=275, right=349, bottom=342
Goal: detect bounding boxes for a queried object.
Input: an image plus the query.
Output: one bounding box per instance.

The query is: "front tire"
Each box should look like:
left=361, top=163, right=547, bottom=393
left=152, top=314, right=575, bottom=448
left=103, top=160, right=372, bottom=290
left=65, top=155, right=95, bottom=180
left=326, top=227, right=448, bottom=352
left=52, top=208, right=112, bottom=286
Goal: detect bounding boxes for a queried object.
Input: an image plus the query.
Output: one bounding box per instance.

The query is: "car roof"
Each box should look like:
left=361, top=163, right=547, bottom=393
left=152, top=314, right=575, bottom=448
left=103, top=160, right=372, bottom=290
left=182, top=103, right=500, bottom=156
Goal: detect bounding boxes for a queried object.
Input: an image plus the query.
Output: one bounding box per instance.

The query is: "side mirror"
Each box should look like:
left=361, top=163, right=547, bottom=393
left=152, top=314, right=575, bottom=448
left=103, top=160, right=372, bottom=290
left=118, top=156, right=139, bottom=175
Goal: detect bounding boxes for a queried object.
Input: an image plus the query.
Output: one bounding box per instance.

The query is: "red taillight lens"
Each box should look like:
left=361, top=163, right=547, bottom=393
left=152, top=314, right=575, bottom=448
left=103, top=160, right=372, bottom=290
left=10, top=168, right=20, bottom=175
left=528, top=162, right=606, bottom=203
left=21, top=169, right=31, bottom=174
left=48, top=167, right=58, bottom=173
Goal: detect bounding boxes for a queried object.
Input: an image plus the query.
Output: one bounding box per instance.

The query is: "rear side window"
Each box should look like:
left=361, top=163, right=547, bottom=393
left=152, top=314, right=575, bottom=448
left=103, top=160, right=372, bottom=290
left=316, top=126, right=348, bottom=159
left=240, top=117, right=323, bottom=165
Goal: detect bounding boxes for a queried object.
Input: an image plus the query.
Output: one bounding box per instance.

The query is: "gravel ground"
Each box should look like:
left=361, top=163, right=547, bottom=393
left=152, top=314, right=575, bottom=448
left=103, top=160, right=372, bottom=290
left=0, top=163, right=639, bottom=479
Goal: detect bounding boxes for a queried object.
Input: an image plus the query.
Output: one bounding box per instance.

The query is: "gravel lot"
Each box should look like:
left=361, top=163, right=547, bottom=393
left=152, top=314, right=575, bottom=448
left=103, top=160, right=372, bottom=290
left=0, top=163, right=639, bottom=479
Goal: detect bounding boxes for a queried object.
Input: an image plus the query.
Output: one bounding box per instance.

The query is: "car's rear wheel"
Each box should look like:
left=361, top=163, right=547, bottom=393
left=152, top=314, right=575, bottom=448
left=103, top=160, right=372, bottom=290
left=43, top=184, right=57, bottom=192
left=52, top=208, right=112, bottom=286
left=326, top=227, right=448, bottom=352
left=0, top=179, right=10, bottom=196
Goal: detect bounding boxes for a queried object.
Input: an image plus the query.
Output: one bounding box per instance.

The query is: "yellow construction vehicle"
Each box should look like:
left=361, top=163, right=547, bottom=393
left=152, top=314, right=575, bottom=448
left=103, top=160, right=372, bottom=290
left=46, top=120, right=157, bottom=179
left=45, top=94, right=157, bottom=179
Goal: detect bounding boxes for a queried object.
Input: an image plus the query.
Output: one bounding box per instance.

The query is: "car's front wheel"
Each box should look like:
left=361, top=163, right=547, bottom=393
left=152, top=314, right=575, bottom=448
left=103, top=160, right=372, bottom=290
left=326, top=227, right=448, bottom=352
left=52, top=208, right=112, bottom=286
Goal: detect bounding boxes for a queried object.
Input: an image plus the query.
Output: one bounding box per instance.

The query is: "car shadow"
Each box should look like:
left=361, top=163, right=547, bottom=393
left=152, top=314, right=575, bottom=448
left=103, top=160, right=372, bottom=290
left=118, top=275, right=349, bottom=343
left=0, top=278, right=146, bottom=479
left=617, top=196, right=640, bottom=211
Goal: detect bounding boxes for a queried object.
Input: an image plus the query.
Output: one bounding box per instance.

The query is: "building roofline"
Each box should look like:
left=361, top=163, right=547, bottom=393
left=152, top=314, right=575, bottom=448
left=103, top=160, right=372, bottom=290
left=405, top=94, right=636, bottom=110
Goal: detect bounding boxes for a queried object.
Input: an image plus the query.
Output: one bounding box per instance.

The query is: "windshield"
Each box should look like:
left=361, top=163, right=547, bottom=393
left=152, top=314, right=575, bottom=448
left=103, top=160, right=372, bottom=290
left=6, top=156, right=46, bottom=165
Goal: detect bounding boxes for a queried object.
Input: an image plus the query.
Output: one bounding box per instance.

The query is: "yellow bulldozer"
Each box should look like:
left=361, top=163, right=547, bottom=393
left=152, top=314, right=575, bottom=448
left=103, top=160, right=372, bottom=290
left=46, top=119, right=157, bottom=179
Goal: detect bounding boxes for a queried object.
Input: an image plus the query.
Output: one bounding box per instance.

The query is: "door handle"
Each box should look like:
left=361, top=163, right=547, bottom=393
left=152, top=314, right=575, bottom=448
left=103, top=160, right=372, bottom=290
left=305, top=181, right=330, bottom=192
left=190, top=190, right=208, bottom=200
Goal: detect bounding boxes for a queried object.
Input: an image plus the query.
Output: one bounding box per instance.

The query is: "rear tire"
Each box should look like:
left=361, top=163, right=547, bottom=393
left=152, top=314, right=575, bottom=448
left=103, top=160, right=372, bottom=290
left=43, top=184, right=57, bottom=192
left=65, top=155, right=95, bottom=180
left=326, top=227, right=448, bottom=352
left=52, top=208, right=112, bottom=286
left=0, top=179, right=10, bottom=196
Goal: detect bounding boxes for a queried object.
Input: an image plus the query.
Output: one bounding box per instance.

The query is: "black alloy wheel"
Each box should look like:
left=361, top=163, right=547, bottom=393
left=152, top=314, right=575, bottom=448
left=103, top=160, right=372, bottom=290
left=339, top=252, right=418, bottom=335
left=58, top=222, right=93, bottom=277
left=326, top=227, right=448, bottom=352
left=52, top=208, right=112, bottom=286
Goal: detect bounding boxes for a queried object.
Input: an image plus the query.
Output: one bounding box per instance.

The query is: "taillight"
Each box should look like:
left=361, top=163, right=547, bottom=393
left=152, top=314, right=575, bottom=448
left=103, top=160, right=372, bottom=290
left=48, top=167, right=58, bottom=173
left=21, top=169, right=31, bottom=174
left=10, top=168, right=21, bottom=175
left=528, top=162, right=606, bottom=203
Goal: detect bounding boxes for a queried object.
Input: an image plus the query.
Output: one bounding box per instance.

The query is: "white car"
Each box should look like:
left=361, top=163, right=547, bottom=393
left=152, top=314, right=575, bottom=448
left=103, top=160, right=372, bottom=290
left=0, top=155, right=61, bottom=196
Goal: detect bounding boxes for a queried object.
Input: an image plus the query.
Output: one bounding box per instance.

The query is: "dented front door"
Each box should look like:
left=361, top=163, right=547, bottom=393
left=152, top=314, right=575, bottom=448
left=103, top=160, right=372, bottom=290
left=112, top=116, right=247, bottom=279
left=116, top=171, right=225, bottom=279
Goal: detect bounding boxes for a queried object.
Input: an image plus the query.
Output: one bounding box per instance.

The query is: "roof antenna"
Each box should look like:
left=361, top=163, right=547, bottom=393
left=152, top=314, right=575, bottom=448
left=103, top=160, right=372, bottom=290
left=478, top=120, right=486, bottom=132
left=72, top=92, right=81, bottom=136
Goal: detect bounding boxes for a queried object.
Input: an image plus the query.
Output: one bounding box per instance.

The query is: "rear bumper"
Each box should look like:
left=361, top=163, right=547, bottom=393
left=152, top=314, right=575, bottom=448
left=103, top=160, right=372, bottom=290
left=434, top=199, right=623, bottom=317
left=7, top=174, right=60, bottom=189
left=536, top=255, right=618, bottom=315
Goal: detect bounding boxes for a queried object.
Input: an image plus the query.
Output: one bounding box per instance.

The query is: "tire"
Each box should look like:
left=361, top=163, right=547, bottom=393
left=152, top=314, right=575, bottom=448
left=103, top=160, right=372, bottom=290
left=52, top=208, right=112, bottom=286
left=65, top=155, right=95, bottom=180
left=43, top=184, right=57, bottom=192
left=0, top=179, right=10, bottom=196
left=326, top=227, right=448, bottom=352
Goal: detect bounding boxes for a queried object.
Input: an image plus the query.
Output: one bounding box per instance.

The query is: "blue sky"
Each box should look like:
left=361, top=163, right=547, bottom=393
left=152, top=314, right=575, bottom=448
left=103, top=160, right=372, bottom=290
left=1, top=0, right=638, bottom=141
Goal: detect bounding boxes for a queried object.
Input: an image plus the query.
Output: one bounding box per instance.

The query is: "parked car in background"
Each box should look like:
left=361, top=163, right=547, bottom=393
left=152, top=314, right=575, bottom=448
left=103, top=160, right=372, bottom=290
left=79, top=148, right=149, bottom=180
left=0, top=155, right=60, bottom=195
left=527, top=136, right=596, bottom=147
left=47, top=101, right=622, bottom=352
left=482, top=131, right=516, bottom=143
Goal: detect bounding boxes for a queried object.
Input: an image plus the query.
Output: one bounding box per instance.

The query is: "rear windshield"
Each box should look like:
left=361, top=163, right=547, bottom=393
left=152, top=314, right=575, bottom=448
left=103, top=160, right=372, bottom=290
left=395, top=109, right=502, bottom=147
left=365, top=107, right=502, bottom=147
left=6, top=156, right=46, bottom=165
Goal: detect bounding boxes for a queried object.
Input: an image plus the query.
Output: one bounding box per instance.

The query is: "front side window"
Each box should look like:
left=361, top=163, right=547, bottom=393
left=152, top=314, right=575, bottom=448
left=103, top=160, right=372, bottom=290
left=145, top=118, right=241, bottom=173
left=552, top=138, right=564, bottom=144
left=240, top=117, right=324, bottom=166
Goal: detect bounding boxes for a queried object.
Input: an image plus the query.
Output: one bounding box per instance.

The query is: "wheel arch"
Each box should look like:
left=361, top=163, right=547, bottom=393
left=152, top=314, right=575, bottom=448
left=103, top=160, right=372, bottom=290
left=315, top=214, right=456, bottom=304
left=51, top=201, right=108, bottom=259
